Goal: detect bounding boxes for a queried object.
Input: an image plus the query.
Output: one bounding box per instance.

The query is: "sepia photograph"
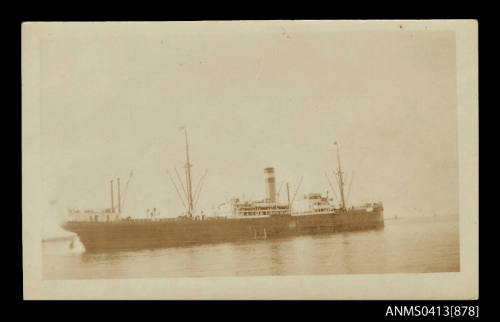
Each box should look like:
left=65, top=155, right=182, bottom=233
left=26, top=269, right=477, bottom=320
left=22, top=20, right=478, bottom=300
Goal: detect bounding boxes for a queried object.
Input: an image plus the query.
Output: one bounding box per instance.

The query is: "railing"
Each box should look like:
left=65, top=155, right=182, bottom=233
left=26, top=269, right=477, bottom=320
left=291, top=209, right=337, bottom=216
left=66, top=215, right=230, bottom=223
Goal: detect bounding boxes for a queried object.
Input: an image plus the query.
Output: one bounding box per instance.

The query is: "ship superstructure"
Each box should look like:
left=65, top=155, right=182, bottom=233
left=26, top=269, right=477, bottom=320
left=293, top=193, right=336, bottom=214
left=216, top=167, right=290, bottom=218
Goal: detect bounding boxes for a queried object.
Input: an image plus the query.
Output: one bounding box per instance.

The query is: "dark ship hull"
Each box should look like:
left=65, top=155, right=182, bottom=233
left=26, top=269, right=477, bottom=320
left=61, top=206, right=384, bottom=252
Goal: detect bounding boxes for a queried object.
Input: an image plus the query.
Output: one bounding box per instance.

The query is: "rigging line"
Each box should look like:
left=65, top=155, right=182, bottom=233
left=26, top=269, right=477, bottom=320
left=194, top=171, right=208, bottom=210
left=277, top=181, right=285, bottom=202
left=174, top=167, right=189, bottom=201
left=192, top=169, right=207, bottom=202
left=333, top=170, right=341, bottom=197
left=166, top=170, right=188, bottom=211
left=291, top=176, right=304, bottom=206
left=193, top=170, right=208, bottom=204
left=346, top=171, right=355, bottom=206
left=120, top=171, right=134, bottom=211
left=192, top=171, right=206, bottom=209
left=277, top=181, right=285, bottom=194
left=325, top=172, right=339, bottom=201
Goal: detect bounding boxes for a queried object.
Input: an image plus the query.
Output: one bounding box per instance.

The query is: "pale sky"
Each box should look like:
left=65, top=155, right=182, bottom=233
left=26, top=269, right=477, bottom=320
left=38, top=23, right=458, bottom=236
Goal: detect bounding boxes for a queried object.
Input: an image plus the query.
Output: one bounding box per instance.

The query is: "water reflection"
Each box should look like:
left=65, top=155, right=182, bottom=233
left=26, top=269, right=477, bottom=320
left=43, top=215, right=460, bottom=280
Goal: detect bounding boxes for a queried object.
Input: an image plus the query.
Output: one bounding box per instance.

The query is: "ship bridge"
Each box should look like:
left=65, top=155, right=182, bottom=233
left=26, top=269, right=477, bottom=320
left=293, top=193, right=335, bottom=214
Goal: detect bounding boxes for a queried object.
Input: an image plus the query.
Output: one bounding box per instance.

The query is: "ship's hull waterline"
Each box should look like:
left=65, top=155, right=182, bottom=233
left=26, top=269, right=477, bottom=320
left=61, top=208, right=384, bottom=252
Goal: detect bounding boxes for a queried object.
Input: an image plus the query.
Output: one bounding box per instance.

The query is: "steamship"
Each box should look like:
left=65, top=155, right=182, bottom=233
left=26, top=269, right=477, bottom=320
left=61, top=129, right=384, bottom=252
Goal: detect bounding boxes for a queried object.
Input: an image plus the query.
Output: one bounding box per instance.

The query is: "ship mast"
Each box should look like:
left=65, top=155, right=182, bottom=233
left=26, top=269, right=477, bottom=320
left=334, top=141, right=346, bottom=210
left=110, top=179, right=114, bottom=213
left=117, top=177, right=121, bottom=213
left=184, top=127, right=194, bottom=215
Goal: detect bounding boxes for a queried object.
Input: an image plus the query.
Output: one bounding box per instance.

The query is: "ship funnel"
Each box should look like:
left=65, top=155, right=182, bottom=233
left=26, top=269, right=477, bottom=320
left=264, top=167, right=277, bottom=202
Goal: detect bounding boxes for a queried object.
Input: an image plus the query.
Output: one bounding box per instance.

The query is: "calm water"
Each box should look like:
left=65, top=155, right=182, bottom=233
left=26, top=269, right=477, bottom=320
left=43, top=215, right=459, bottom=279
